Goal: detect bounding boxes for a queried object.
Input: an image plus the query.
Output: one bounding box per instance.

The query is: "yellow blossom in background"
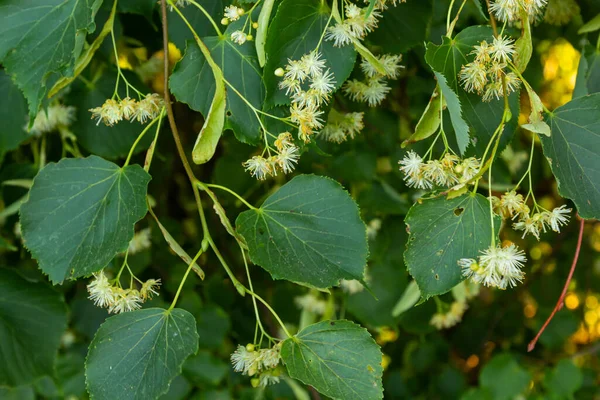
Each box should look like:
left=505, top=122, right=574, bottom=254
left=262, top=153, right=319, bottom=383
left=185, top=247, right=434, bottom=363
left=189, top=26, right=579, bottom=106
left=538, top=40, right=580, bottom=108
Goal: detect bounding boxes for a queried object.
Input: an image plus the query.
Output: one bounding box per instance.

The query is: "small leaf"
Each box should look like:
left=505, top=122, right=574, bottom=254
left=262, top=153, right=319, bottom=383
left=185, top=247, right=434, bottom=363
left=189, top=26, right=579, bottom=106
left=521, top=79, right=551, bottom=136
left=85, top=308, right=199, bottom=400
left=0, top=0, right=103, bottom=119
left=281, top=320, right=383, bottom=400
left=542, top=359, right=583, bottom=397
left=0, top=70, right=29, bottom=157
left=435, top=72, right=470, bottom=154
left=480, top=354, right=531, bottom=400
left=402, top=87, right=442, bottom=148
left=20, top=156, right=151, bottom=283
left=391, top=280, right=421, bottom=317
left=0, top=268, right=68, bottom=387
left=513, top=12, right=532, bottom=73
left=404, top=193, right=500, bottom=298
left=578, top=13, right=600, bottom=34
left=263, top=0, right=356, bottom=107
left=256, top=0, right=276, bottom=67
left=236, top=175, right=368, bottom=289
left=540, top=93, right=600, bottom=219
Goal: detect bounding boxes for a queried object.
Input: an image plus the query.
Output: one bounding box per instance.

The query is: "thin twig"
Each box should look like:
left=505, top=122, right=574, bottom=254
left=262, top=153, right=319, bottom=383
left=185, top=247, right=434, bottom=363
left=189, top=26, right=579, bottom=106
left=528, top=217, right=585, bottom=352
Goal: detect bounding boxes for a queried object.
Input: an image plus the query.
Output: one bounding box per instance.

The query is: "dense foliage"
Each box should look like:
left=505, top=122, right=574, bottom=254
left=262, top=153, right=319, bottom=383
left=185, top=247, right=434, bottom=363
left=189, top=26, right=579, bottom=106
left=0, top=0, right=599, bottom=399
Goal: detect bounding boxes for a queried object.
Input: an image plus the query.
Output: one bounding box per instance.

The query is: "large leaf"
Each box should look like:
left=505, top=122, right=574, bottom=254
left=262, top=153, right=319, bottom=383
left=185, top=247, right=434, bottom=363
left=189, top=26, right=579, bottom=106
left=20, top=156, right=151, bottom=283
left=236, top=175, right=368, bottom=289
left=85, top=308, right=198, bottom=400
left=540, top=94, right=600, bottom=219
left=69, top=71, right=154, bottom=159
left=281, top=320, right=383, bottom=400
left=167, top=1, right=223, bottom=50
left=170, top=34, right=262, bottom=145
left=263, top=0, right=357, bottom=107
left=404, top=193, right=500, bottom=298
left=0, top=0, right=103, bottom=119
left=0, top=268, right=68, bottom=387
left=0, top=70, right=29, bottom=157
left=368, top=0, right=433, bottom=54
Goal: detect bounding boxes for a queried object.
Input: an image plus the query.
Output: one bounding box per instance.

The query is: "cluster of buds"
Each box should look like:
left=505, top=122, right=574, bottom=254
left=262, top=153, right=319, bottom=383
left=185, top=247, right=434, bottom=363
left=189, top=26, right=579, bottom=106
left=231, top=343, right=282, bottom=387
left=87, top=271, right=161, bottom=314
left=28, top=104, right=76, bottom=136
left=459, top=35, right=521, bottom=102
left=459, top=243, right=527, bottom=289
left=276, top=51, right=334, bottom=142
left=490, top=0, right=548, bottom=23
left=89, top=94, right=163, bottom=126
left=430, top=301, right=468, bottom=330
left=398, top=151, right=481, bottom=190
left=325, top=3, right=381, bottom=47
left=493, top=190, right=572, bottom=239
left=242, top=132, right=300, bottom=180
left=343, top=54, right=403, bottom=106
left=319, top=110, right=364, bottom=143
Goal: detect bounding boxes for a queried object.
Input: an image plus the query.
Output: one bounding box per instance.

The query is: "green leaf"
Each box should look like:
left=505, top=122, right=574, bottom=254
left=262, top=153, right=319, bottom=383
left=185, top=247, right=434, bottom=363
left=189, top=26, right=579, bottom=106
left=436, top=72, right=470, bottom=154
left=183, top=351, right=228, bottom=386
left=0, top=0, right=103, bottom=119
left=404, top=193, right=500, bottom=298
left=0, top=268, right=68, bottom=387
left=578, top=13, right=600, bottom=34
left=69, top=71, right=154, bottom=159
left=236, top=175, right=368, bottom=289
left=513, top=13, right=532, bottom=73
left=402, top=87, right=442, bottom=148
left=540, top=94, right=600, bottom=219
left=86, top=308, right=199, bottom=400
left=0, top=70, right=29, bottom=157
left=167, top=1, right=223, bottom=51
left=256, top=0, right=276, bottom=67
left=368, top=0, right=433, bottom=54
left=391, top=280, right=421, bottom=317
left=20, top=156, right=151, bottom=283
left=521, top=80, right=551, bottom=136
left=480, top=354, right=531, bottom=400
left=263, top=0, right=357, bottom=107
left=281, top=320, right=383, bottom=400
left=542, top=359, right=583, bottom=397
left=170, top=34, right=262, bottom=145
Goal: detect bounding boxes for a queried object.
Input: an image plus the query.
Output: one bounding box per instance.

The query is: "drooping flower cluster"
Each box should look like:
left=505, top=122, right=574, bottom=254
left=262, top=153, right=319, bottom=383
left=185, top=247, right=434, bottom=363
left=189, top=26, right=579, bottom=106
left=231, top=343, right=282, bottom=387
left=28, top=104, right=76, bottom=136
left=224, top=5, right=244, bottom=22
left=459, top=35, right=521, bottom=102
left=318, top=109, right=364, bottom=143
left=277, top=51, right=334, bottom=142
left=128, top=228, right=152, bottom=255
left=490, top=0, right=548, bottom=23
left=87, top=271, right=161, bottom=314
left=460, top=243, right=527, bottom=289
left=340, top=279, right=365, bottom=294
left=343, top=54, right=403, bottom=106
left=430, top=301, right=468, bottom=329
left=493, top=190, right=572, bottom=239
left=325, top=3, right=381, bottom=47
left=242, top=132, right=300, bottom=180
left=294, top=292, right=328, bottom=315
left=89, top=94, right=163, bottom=126
left=398, top=151, right=481, bottom=190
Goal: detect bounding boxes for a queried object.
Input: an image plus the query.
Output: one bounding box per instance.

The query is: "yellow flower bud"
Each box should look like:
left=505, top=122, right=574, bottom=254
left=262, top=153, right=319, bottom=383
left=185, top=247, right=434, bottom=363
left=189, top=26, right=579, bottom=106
left=252, top=22, right=259, bottom=29
left=221, top=17, right=229, bottom=25
left=246, top=343, right=255, bottom=352
left=274, top=67, right=284, bottom=77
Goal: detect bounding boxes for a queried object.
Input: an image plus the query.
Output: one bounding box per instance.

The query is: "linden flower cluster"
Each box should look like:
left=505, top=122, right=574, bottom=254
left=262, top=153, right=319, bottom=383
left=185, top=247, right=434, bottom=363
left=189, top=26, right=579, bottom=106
left=128, top=228, right=152, bottom=255
left=493, top=191, right=572, bottom=239
left=295, top=292, right=327, bottom=315
left=325, top=3, right=380, bottom=47
left=242, top=132, right=300, bottom=180
left=222, top=6, right=251, bottom=44
left=231, top=343, right=282, bottom=387
left=89, top=94, right=163, bottom=126
left=430, top=302, right=468, bottom=330
left=28, top=104, right=76, bottom=136
left=459, top=35, right=521, bottom=102
left=319, top=110, right=364, bottom=143
left=398, top=151, right=481, bottom=190
left=343, top=54, right=403, bottom=106
left=460, top=244, right=527, bottom=289
left=276, top=51, right=334, bottom=142
left=490, top=0, right=548, bottom=23
left=87, top=271, right=161, bottom=314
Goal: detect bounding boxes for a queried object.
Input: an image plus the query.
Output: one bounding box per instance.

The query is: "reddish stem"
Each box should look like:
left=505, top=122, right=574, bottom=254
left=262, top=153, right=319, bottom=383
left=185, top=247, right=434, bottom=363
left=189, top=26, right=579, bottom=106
left=528, top=217, right=585, bottom=352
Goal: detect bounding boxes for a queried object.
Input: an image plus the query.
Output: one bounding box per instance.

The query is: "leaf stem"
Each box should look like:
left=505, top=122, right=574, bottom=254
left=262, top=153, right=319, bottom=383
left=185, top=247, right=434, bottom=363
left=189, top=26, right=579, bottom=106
left=243, top=285, right=292, bottom=339
left=185, top=0, right=223, bottom=37
left=203, top=183, right=257, bottom=209
left=123, top=108, right=164, bottom=167
left=168, top=247, right=204, bottom=311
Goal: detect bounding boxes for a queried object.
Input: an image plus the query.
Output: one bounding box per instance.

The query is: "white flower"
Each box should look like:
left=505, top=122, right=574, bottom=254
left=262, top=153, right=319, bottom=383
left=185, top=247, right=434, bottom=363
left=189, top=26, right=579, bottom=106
left=430, top=301, right=468, bottom=329
left=490, top=0, right=520, bottom=22
left=231, top=345, right=260, bottom=375
left=301, top=52, right=326, bottom=79
left=274, top=132, right=294, bottom=151
left=340, top=279, right=364, bottom=294
left=423, top=160, right=454, bottom=187
left=478, top=244, right=527, bottom=289
left=459, top=62, right=487, bottom=94
left=499, top=190, right=526, bottom=217
left=258, top=370, right=280, bottom=387
left=134, top=93, right=163, bottom=124
left=362, top=78, right=390, bottom=106
left=140, top=279, right=161, bottom=300
left=277, top=145, right=300, bottom=174
left=87, top=271, right=116, bottom=308
left=295, top=293, right=327, bottom=315
left=513, top=215, right=541, bottom=240
left=243, top=156, right=273, bottom=180
left=224, top=5, right=243, bottom=21
left=89, top=99, right=122, bottom=126
left=128, top=227, right=152, bottom=254
left=230, top=30, right=247, bottom=45
left=29, top=104, right=76, bottom=135
left=310, top=69, right=336, bottom=97
left=482, top=81, right=503, bottom=102
left=285, top=59, right=308, bottom=82
left=398, top=151, right=424, bottom=179
left=491, top=35, right=516, bottom=63
left=545, top=205, right=571, bottom=232
left=119, top=97, right=137, bottom=120
left=361, top=54, right=403, bottom=79
left=458, top=157, right=481, bottom=181
left=325, top=23, right=354, bottom=47
left=258, top=345, right=281, bottom=370
left=505, top=72, right=522, bottom=94
left=109, top=288, right=143, bottom=314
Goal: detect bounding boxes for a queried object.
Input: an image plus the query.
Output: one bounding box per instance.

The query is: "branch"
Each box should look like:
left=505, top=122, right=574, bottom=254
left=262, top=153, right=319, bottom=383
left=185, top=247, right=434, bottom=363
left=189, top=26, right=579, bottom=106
left=528, top=217, right=585, bottom=352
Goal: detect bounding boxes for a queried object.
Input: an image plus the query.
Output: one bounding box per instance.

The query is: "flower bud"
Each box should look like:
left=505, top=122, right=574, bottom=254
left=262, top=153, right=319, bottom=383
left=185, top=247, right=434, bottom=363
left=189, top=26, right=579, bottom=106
left=221, top=17, right=229, bottom=25
left=252, top=22, right=259, bottom=29
left=274, top=67, right=284, bottom=77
